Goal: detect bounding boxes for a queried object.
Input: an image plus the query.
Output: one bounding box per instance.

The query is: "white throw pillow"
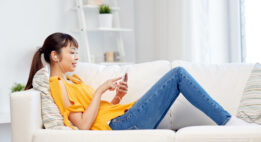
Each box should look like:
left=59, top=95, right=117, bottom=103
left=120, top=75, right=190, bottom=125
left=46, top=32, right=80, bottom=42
left=32, top=65, right=75, bottom=130
left=237, top=63, right=261, bottom=125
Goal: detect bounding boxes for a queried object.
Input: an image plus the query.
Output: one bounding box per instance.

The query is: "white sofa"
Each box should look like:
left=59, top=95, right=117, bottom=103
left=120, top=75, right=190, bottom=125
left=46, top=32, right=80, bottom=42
left=11, top=60, right=261, bottom=142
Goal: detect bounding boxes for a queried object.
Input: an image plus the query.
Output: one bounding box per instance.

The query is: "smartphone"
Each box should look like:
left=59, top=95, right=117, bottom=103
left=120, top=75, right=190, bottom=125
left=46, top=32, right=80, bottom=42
left=121, top=67, right=129, bottom=82
left=121, top=72, right=127, bottom=81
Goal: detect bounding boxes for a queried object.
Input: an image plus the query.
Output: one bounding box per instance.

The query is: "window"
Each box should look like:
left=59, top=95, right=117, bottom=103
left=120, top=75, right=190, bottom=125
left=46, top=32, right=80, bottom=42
left=244, top=0, right=261, bottom=63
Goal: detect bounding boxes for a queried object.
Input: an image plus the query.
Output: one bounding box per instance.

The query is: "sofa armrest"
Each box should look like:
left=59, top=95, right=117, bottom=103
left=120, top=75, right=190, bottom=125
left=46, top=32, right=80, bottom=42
left=11, top=89, right=43, bottom=142
left=33, top=129, right=176, bottom=142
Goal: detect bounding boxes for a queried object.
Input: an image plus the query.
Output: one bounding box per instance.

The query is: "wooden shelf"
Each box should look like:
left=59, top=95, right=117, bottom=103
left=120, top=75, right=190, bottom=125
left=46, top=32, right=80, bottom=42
left=87, top=28, right=132, bottom=32
left=71, top=5, right=120, bottom=11
left=72, top=28, right=132, bottom=33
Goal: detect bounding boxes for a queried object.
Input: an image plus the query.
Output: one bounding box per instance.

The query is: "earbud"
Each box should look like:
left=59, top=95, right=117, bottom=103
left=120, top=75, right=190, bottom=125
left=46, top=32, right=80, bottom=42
left=54, top=55, right=59, bottom=62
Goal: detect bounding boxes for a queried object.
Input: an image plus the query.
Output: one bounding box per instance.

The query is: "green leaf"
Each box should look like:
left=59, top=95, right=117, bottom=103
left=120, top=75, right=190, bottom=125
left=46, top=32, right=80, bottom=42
left=11, top=83, right=25, bottom=93
left=99, top=4, right=111, bottom=14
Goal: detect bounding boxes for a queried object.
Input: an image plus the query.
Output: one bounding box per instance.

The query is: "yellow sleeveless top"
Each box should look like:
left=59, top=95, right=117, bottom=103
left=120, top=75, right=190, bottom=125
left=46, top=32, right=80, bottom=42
left=49, top=74, right=137, bottom=130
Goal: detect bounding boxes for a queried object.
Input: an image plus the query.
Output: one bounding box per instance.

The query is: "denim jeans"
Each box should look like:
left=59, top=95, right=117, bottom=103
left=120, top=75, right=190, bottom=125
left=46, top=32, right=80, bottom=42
left=109, top=67, right=232, bottom=130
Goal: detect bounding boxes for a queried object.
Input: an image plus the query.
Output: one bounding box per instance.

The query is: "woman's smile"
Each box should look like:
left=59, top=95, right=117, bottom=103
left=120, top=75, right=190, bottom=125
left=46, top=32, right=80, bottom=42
left=72, top=63, right=77, bottom=68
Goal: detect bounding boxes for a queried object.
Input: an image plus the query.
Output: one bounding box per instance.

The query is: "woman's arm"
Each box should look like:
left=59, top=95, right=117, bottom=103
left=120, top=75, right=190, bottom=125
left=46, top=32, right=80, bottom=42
left=79, top=90, right=103, bottom=129
left=110, top=95, right=122, bottom=104
left=59, top=80, right=102, bottom=130
left=59, top=77, right=122, bottom=130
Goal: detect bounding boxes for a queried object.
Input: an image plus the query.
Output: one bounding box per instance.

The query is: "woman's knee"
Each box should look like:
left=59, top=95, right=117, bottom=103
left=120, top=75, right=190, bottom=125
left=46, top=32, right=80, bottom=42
left=172, top=66, right=187, bottom=75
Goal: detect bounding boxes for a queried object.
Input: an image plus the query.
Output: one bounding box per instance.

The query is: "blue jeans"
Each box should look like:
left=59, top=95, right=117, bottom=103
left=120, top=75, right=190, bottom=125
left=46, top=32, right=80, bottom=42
left=109, top=67, right=232, bottom=130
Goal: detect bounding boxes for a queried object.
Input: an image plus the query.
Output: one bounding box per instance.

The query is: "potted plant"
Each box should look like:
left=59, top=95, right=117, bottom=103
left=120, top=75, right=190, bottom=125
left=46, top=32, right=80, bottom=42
left=11, top=83, right=25, bottom=93
left=98, top=4, right=112, bottom=28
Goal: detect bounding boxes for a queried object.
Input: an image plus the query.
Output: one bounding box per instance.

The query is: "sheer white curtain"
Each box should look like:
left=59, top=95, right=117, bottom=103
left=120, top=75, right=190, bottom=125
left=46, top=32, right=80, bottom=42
left=243, top=0, right=261, bottom=63
left=153, top=0, right=242, bottom=63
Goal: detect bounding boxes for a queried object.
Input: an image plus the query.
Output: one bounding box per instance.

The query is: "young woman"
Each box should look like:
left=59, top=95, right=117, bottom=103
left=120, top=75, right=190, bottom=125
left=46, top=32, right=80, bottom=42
left=25, top=32, right=258, bottom=130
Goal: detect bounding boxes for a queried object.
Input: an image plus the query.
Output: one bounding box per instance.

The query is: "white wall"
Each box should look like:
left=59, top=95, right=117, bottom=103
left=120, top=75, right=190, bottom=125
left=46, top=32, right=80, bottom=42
left=134, top=0, right=191, bottom=63
left=0, top=0, right=72, bottom=141
left=0, top=0, right=80, bottom=113
left=134, top=0, right=157, bottom=63
left=134, top=0, right=183, bottom=63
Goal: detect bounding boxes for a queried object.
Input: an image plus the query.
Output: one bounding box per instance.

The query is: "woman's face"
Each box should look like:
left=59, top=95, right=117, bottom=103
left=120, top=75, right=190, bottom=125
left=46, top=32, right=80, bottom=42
left=57, top=44, right=79, bottom=72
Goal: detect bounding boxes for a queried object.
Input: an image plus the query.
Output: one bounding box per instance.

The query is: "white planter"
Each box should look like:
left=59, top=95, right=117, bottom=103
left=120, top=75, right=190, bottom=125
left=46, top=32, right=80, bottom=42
left=99, top=14, right=113, bottom=28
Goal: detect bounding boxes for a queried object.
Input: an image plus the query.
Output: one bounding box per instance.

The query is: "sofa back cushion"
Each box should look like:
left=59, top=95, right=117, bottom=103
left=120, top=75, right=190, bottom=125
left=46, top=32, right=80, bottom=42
left=170, top=60, right=254, bottom=130
left=71, top=60, right=171, bottom=104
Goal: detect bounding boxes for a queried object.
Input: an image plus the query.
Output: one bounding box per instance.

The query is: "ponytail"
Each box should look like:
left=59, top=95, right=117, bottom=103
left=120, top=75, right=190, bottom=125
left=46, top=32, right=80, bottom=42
left=25, top=49, right=43, bottom=90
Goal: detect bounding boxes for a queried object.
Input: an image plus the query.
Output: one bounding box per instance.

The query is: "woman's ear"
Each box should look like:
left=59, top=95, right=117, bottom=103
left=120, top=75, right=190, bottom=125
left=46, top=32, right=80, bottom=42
left=50, top=51, right=59, bottom=62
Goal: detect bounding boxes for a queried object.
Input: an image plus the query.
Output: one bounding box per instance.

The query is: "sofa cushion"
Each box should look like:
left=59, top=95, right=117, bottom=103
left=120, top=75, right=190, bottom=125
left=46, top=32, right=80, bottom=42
left=32, top=65, right=74, bottom=130
left=237, top=63, right=261, bottom=124
left=33, top=129, right=176, bottom=142
left=176, top=125, right=261, bottom=142
left=170, top=60, right=254, bottom=130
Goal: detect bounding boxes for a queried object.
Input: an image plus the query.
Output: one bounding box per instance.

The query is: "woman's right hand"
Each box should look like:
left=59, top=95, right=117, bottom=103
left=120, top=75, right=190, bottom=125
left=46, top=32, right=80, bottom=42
left=96, top=76, right=122, bottom=95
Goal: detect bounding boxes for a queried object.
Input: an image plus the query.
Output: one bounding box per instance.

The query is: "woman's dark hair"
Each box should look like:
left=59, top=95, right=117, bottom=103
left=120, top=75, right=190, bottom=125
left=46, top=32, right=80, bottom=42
left=25, top=32, right=78, bottom=90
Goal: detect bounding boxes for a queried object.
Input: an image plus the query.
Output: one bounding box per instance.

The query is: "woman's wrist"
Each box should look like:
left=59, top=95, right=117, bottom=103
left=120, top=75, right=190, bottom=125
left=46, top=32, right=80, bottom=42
left=111, top=95, right=122, bottom=104
left=115, top=95, right=122, bottom=101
